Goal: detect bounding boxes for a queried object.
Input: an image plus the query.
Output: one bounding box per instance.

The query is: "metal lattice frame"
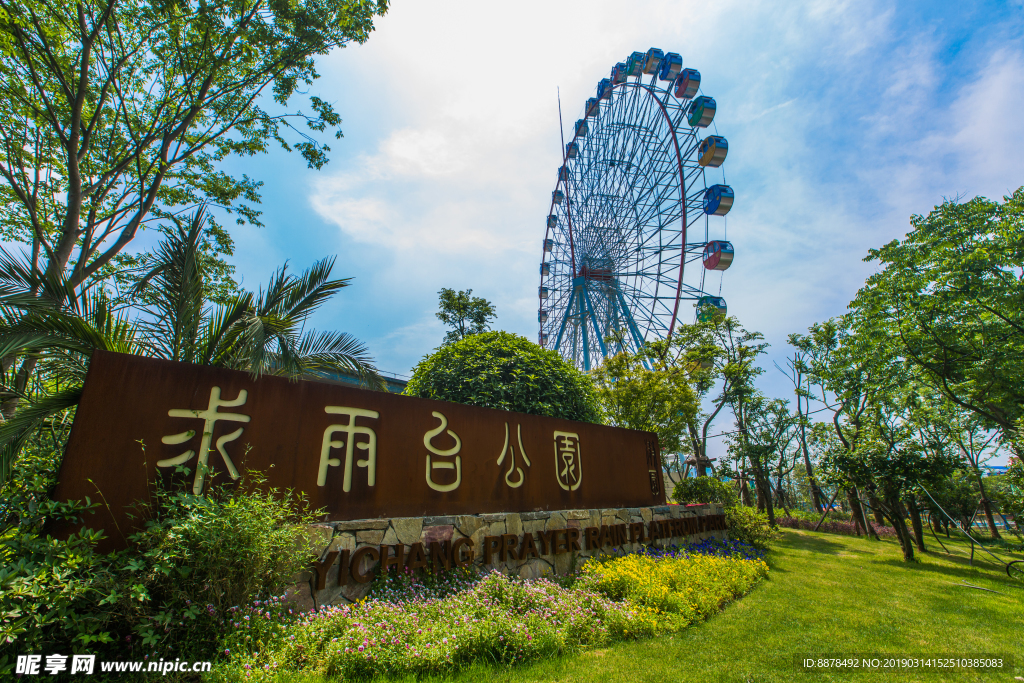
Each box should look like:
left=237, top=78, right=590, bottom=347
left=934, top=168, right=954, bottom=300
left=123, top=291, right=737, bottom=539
left=540, top=67, right=724, bottom=370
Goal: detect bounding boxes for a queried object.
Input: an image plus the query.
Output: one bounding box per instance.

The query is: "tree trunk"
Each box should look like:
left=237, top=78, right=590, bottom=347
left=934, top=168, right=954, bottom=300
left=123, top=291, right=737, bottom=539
left=884, top=492, right=914, bottom=562
left=974, top=473, right=1002, bottom=540
left=751, top=462, right=775, bottom=526
left=905, top=496, right=926, bottom=553
left=868, top=493, right=886, bottom=525
left=851, top=489, right=879, bottom=540
left=796, top=385, right=824, bottom=512
left=930, top=512, right=941, bottom=533
left=776, top=479, right=791, bottom=517
left=740, top=476, right=753, bottom=507
left=846, top=489, right=864, bottom=536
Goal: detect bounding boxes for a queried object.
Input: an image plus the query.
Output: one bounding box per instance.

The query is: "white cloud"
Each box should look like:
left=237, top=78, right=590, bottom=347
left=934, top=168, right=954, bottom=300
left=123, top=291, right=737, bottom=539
left=242, top=0, right=1024, bottom=401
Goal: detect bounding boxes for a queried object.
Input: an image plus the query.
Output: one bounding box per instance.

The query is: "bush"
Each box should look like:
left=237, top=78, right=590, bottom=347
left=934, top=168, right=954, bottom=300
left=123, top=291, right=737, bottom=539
left=725, top=506, right=778, bottom=550
left=580, top=550, right=768, bottom=627
left=404, top=331, right=602, bottom=423
left=211, top=571, right=651, bottom=680
left=672, top=476, right=736, bottom=507
left=209, top=541, right=770, bottom=681
left=0, top=459, right=321, bottom=671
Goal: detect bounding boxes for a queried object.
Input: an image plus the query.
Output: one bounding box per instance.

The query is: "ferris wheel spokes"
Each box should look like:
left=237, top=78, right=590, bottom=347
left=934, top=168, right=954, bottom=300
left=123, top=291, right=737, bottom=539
left=539, top=47, right=736, bottom=370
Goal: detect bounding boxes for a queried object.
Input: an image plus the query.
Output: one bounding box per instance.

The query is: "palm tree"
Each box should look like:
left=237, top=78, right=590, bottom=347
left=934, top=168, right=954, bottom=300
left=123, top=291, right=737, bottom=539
left=0, top=207, right=383, bottom=484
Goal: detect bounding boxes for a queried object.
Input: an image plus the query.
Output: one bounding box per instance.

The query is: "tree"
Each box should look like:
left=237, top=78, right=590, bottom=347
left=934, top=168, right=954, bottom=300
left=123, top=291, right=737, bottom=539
left=777, top=351, right=825, bottom=511
left=590, top=337, right=698, bottom=479
left=404, top=331, right=601, bottom=423
left=792, top=316, right=885, bottom=538
left=651, top=314, right=767, bottom=479
left=914, top=396, right=1002, bottom=539
left=0, top=0, right=387, bottom=410
left=854, top=189, right=1024, bottom=441
left=0, top=208, right=382, bottom=482
left=801, top=315, right=959, bottom=560
left=435, top=288, right=496, bottom=345
left=727, top=394, right=795, bottom=525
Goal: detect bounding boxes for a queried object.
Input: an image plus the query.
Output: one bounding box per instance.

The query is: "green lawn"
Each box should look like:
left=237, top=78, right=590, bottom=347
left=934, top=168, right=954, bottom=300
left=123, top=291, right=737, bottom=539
left=276, top=529, right=1023, bottom=683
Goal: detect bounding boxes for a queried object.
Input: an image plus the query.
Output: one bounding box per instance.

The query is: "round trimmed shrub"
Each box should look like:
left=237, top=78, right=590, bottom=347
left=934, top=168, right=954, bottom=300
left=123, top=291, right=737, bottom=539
left=404, top=331, right=602, bottom=423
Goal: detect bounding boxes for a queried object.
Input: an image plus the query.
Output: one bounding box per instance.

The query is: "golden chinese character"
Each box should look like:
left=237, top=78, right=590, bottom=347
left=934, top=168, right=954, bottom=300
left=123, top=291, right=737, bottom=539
left=318, top=406, right=380, bottom=490
left=553, top=431, right=582, bottom=491
left=424, top=411, right=461, bottom=492
left=497, top=423, right=531, bottom=488
left=158, top=387, right=251, bottom=494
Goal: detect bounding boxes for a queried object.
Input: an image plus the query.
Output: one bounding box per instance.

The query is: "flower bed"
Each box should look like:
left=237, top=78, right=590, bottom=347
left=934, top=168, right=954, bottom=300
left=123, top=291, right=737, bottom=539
left=210, top=539, right=768, bottom=681
left=581, top=543, right=768, bottom=628
left=776, top=516, right=898, bottom=538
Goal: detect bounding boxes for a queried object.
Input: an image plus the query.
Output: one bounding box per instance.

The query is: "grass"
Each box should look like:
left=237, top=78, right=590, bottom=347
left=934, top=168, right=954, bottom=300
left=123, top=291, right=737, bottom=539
left=259, top=529, right=1023, bottom=683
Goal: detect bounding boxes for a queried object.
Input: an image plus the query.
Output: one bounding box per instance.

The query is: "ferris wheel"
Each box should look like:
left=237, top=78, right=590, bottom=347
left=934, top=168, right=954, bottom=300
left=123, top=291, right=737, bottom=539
left=538, top=48, right=735, bottom=371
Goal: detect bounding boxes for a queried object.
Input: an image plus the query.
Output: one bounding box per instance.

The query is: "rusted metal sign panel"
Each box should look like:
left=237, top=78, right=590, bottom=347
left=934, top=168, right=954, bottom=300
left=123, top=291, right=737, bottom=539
left=53, top=351, right=665, bottom=548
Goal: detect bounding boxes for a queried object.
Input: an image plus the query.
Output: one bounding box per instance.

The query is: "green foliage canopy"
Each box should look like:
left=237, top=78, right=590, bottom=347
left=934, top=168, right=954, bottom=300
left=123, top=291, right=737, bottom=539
left=435, top=288, right=496, bottom=345
left=672, top=476, right=736, bottom=507
left=0, top=0, right=387, bottom=287
left=590, top=338, right=697, bottom=455
left=404, top=331, right=602, bottom=423
left=853, top=189, right=1024, bottom=438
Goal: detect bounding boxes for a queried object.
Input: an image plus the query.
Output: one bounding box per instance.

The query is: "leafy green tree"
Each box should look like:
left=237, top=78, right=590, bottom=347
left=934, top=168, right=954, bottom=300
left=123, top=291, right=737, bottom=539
left=651, top=315, right=767, bottom=480
left=672, top=475, right=736, bottom=507
left=435, top=288, right=496, bottom=345
left=727, top=394, right=795, bottom=525
left=913, top=396, right=1003, bottom=539
left=854, top=189, right=1024, bottom=441
left=1001, top=456, right=1023, bottom=532
left=0, top=208, right=382, bottom=482
left=777, top=351, right=825, bottom=511
left=590, top=337, right=698, bottom=478
left=0, top=0, right=387, bottom=408
left=404, top=331, right=601, bottom=423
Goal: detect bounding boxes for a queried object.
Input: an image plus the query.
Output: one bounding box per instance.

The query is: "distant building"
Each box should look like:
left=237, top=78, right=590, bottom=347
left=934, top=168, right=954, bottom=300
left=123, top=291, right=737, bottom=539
left=311, top=370, right=409, bottom=394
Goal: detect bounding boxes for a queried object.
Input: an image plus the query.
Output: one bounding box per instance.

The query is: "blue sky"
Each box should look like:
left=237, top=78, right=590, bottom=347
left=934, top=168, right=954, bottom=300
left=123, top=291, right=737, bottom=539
left=214, top=0, right=1023, bottom=463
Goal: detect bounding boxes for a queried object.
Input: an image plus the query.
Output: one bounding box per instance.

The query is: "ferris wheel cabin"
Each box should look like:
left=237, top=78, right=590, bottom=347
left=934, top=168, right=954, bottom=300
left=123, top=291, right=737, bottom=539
left=642, top=48, right=664, bottom=74
left=688, top=96, right=717, bottom=128
left=696, top=296, right=728, bottom=321
left=702, top=241, right=735, bottom=271
left=698, top=136, right=728, bottom=167
left=659, top=53, right=682, bottom=81
left=674, top=69, right=701, bottom=99
left=611, top=62, right=627, bottom=84
left=625, top=51, right=645, bottom=76
left=703, top=184, right=735, bottom=215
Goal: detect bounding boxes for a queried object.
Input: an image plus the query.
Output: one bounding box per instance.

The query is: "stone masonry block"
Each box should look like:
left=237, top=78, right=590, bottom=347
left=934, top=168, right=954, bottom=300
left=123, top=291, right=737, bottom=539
left=393, top=518, right=424, bottom=545
left=335, top=519, right=389, bottom=531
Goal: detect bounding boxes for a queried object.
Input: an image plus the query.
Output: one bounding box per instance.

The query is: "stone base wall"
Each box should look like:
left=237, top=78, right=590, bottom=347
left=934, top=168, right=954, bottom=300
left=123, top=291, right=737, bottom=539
left=289, top=504, right=727, bottom=610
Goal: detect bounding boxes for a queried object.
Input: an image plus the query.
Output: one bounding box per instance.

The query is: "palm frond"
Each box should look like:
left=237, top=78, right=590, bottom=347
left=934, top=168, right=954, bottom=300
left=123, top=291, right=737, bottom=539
left=0, top=248, right=79, bottom=311
left=285, top=329, right=386, bottom=391
left=278, top=257, right=352, bottom=323
left=132, top=208, right=208, bottom=363
left=0, top=386, right=83, bottom=486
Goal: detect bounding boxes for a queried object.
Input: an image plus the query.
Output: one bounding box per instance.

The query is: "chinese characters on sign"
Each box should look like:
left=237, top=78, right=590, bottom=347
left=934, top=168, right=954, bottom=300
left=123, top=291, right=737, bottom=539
left=496, top=423, right=531, bottom=488
left=646, top=440, right=660, bottom=497
left=54, top=352, right=663, bottom=549
left=553, top=431, right=582, bottom=491
left=424, top=411, right=462, bottom=491
left=318, top=406, right=379, bottom=489
left=158, top=386, right=250, bottom=494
